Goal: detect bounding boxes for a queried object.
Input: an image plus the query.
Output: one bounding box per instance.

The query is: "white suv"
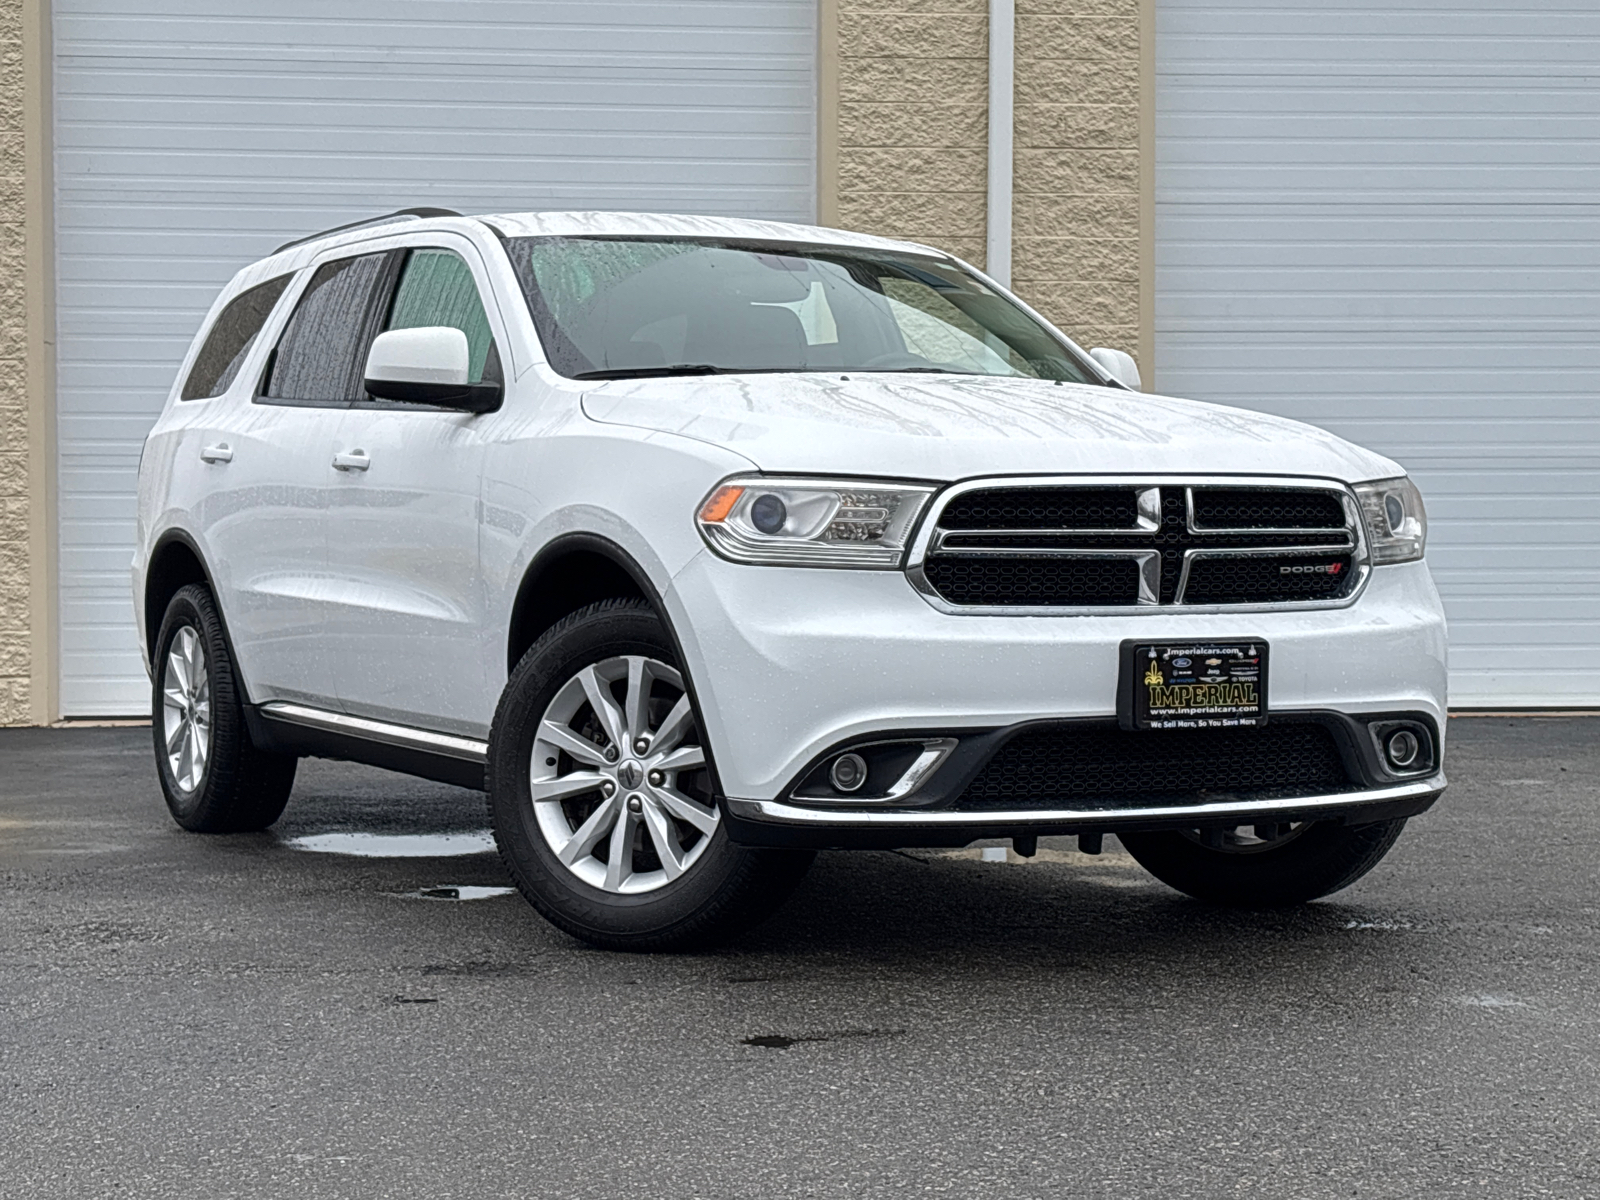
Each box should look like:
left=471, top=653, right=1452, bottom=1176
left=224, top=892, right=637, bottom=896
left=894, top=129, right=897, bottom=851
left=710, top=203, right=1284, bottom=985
left=134, top=209, right=1447, bottom=949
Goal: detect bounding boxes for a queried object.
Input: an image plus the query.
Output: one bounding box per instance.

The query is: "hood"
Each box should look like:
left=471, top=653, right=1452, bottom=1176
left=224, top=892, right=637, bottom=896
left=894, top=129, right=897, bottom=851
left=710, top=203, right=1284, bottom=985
left=579, top=374, right=1401, bottom=484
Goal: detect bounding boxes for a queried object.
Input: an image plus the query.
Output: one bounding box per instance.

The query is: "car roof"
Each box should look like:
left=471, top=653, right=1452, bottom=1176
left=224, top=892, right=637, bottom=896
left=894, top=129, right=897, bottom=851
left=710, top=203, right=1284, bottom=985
left=256, top=209, right=953, bottom=273
left=478, top=211, right=949, bottom=259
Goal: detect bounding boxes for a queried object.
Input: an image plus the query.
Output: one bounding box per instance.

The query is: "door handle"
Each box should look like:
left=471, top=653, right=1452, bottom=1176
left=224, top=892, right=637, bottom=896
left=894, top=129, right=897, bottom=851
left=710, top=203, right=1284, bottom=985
left=199, top=443, right=233, bottom=464
left=332, top=450, right=370, bottom=472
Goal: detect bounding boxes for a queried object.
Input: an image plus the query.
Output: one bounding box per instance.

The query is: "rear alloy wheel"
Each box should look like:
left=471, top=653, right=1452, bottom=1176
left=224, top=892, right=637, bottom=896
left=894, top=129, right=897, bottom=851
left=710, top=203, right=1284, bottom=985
left=151, top=583, right=297, bottom=832
left=1119, top=817, right=1408, bottom=907
left=489, top=600, right=813, bottom=950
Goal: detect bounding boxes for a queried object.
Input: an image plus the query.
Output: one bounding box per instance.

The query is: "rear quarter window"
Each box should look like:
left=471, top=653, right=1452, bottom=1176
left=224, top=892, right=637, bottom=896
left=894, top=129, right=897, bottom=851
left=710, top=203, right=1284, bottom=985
left=180, top=274, right=293, bottom=401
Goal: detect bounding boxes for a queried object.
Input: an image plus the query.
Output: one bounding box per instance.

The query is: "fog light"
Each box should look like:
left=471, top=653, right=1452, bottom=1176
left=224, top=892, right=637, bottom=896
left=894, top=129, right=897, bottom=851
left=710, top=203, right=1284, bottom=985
left=1385, top=729, right=1421, bottom=769
left=829, top=752, right=868, bottom=793
left=751, top=493, right=787, bottom=535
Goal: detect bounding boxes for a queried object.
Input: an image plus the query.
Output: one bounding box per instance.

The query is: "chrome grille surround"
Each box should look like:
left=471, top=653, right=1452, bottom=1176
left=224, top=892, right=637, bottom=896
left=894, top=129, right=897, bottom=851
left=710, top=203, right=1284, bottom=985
left=905, top=476, right=1370, bottom=615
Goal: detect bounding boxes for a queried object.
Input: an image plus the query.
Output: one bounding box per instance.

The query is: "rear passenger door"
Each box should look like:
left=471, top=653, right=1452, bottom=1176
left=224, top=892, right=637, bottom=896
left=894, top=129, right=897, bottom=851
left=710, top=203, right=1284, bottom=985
left=196, top=251, right=398, bottom=708
left=323, top=243, right=503, bottom=735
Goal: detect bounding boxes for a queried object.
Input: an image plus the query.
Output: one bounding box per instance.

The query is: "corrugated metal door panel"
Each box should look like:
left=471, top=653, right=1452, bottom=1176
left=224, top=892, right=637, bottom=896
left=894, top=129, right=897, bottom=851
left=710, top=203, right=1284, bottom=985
left=1156, top=0, right=1600, bottom=706
left=54, top=0, right=817, bottom=715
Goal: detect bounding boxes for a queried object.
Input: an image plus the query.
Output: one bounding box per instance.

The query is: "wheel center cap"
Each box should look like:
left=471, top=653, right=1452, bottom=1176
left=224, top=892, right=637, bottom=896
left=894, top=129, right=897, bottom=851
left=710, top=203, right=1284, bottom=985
left=618, top=760, right=644, bottom=790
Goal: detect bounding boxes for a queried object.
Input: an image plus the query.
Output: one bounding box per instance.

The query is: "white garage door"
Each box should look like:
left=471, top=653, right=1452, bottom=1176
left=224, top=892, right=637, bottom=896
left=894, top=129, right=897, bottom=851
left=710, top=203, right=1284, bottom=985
left=1156, top=2, right=1600, bottom=706
left=54, top=0, right=817, bottom=715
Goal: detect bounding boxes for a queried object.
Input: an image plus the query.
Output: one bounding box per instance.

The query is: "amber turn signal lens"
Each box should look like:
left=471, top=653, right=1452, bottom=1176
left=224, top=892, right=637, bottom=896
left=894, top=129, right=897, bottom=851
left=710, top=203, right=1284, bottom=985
left=698, top=485, right=745, bottom=523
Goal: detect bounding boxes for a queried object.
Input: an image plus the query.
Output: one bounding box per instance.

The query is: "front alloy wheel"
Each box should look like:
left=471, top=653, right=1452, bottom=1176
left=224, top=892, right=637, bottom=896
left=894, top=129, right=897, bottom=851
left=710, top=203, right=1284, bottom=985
left=489, top=599, right=813, bottom=951
left=530, top=654, right=720, bottom=894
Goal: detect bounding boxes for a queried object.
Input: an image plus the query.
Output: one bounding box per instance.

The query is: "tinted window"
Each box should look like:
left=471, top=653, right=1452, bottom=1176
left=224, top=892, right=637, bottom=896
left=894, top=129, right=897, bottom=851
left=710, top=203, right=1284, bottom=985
left=262, top=252, right=398, bottom=401
left=181, top=274, right=292, bottom=400
left=504, top=236, right=1098, bottom=384
left=386, top=249, right=500, bottom=385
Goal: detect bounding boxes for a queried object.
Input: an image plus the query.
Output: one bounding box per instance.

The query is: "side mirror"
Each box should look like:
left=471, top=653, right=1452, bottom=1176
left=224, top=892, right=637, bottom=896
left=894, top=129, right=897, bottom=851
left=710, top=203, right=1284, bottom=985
left=1088, top=347, right=1142, bottom=392
left=364, top=327, right=502, bottom=413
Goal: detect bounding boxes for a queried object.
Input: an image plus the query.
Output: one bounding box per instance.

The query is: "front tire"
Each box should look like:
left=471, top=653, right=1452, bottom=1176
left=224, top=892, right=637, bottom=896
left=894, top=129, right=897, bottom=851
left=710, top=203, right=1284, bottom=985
left=152, top=583, right=296, bottom=832
left=1119, top=818, right=1408, bottom=907
left=488, top=599, right=813, bottom=951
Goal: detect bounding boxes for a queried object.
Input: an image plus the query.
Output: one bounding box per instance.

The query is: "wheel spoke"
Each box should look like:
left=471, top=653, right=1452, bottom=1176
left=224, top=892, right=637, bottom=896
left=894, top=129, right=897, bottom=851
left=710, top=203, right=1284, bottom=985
left=651, top=695, right=695, bottom=755
left=602, top=808, right=637, bottom=891
left=578, top=665, right=626, bottom=749
left=162, top=682, right=187, bottom=712
left=654, top=745, right=705, bottom=773
left=539, top=721, right=610, bottom=768
left=624, top=656, right=651, bottom=746
left=168, top=646, right=190, bottom=693
left=531, top=771, right=607, bottom=803
left=177, top=725, right=195, bottom=788
left=654, top=788, right=719, bottom=838
left=558, top=793, right=622, bottom=866
left=640, top=799, right=685, bottom=880
left=181, top=628, right=203, bottom=684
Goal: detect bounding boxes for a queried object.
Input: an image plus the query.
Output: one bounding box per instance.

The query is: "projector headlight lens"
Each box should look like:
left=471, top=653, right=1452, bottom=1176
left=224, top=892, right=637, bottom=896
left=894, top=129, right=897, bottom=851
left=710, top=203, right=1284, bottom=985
left=697, top=476, right=935, bottom=568
left=1354, top=476, right=1428, bottom=564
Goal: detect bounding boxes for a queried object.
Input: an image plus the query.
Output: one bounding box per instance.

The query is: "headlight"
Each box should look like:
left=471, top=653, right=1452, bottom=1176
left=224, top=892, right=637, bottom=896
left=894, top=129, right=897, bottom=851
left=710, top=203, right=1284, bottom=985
left=697, top=476, right=935, bottom=568
left=1354, top=476, right=1427, bottom=564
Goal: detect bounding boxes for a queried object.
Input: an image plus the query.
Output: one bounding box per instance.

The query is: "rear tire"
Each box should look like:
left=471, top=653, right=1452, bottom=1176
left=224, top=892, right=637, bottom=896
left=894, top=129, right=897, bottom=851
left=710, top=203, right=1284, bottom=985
left=488, top=599, right=813, bottom=951
left=152, top=583, right=296, bottom=832
left=1119, top=818, right=1408, bottom=907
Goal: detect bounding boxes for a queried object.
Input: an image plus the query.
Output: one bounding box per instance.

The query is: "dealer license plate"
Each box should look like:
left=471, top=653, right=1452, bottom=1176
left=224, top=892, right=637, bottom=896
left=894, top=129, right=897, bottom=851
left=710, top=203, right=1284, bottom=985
left=1118, top=640, right=1268, bottom=731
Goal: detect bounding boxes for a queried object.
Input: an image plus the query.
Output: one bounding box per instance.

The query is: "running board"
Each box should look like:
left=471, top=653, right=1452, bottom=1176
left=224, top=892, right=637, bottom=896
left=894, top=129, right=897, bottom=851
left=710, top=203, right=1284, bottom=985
left=252, top=702, right=488, bottom=790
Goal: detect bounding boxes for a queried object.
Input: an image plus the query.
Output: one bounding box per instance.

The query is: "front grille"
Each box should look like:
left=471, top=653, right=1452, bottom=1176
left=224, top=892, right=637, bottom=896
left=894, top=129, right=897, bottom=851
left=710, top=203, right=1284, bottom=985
left=1190, top=488, right=1346, bottom=530
left=919, top=482, right=1361, bottom=609
left=923, top=556, right=1139, bottom=607
left=956, top=721, right=1354, bottom=812
left=1183, top=554, right=1354, bottom=605
left=939, top=487, right=1140, bottom=530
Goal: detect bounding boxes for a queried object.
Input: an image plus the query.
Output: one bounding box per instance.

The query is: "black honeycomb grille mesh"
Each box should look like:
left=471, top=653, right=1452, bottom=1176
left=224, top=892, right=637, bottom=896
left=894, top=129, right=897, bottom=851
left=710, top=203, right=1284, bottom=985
left=938, top=487, right=1140, bottom=530
left=1191, top=488, right=1347, bottom=530
left=923, top=556, right=1140, bottom=606
left=957, top=722, right=1353, bottom=811
left=1184, top=554, right=1355, bottom=605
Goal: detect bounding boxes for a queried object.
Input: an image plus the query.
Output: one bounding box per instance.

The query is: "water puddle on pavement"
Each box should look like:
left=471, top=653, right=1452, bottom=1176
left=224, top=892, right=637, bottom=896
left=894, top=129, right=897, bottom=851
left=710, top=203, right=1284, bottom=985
left=283, top=831, right=497, bottom=858
left=394, top=885, right=516, bottom=901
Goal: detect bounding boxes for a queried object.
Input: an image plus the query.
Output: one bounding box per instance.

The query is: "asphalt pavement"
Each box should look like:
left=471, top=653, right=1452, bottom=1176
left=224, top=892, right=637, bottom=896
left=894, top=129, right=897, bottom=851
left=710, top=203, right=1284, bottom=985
left=2, top=718, right=1597, bottom=1199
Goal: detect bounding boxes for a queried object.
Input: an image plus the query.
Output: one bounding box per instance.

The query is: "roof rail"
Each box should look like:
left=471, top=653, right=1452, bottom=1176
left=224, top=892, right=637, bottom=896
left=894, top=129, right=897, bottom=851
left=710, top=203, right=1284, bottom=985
left=272, top=207, right=465, bottom=255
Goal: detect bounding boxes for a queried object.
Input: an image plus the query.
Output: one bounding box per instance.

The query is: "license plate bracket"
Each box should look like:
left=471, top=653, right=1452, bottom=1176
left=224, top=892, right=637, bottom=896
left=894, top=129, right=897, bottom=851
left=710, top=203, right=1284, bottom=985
left=1118, top=640, right=1269, bottom=731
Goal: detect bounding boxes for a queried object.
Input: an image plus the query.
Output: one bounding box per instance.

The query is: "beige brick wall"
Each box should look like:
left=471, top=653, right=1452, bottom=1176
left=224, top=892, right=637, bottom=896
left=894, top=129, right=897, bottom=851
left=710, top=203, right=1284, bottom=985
left=835, top=0, right=989, bottom=270
left=0, top=0, right=26, bottom=726
left=828, top=0, right=1144, bottom=364
left=1013, top=0, right=1141, bottom=357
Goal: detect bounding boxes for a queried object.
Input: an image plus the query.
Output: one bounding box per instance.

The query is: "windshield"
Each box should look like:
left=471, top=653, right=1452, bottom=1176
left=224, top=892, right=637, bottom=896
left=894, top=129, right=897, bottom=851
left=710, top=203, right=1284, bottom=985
left=504, top=236, right=1102, bottom=383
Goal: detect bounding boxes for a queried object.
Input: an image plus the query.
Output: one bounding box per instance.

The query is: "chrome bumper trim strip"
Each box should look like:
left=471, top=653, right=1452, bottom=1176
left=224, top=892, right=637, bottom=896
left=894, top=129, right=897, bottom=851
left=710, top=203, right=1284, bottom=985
left=728, top=775, right=1445, bottom=828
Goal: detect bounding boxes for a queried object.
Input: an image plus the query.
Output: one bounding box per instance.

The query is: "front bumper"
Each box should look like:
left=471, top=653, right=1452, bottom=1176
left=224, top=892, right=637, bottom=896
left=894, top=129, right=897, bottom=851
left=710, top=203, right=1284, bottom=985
left=724, top=778, right=1443, bottom=849
left=666, top=551, right=1448, bottom=832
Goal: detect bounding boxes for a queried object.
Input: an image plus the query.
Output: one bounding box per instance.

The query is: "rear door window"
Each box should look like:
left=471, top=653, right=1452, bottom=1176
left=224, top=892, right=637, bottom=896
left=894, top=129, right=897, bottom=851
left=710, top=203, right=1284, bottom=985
left=385, top=248, right=501, bottom=385
left=261, top=252, right=400, bottom=402
left=181, top=273, right=293, bottom=400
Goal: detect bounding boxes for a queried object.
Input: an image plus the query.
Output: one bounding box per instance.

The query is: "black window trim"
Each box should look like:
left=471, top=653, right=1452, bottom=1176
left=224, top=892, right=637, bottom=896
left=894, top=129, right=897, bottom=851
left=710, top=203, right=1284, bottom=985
left=252, top=240, right=506, bottom=413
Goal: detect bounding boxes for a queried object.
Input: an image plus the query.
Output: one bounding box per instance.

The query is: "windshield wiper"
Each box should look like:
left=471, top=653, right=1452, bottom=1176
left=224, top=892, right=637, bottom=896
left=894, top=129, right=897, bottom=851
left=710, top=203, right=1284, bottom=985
left=572, top=364, right=739, bottom=380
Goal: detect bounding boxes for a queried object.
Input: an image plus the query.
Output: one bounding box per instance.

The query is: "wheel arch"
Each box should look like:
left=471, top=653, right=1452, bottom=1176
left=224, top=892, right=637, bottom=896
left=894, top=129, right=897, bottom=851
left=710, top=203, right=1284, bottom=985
left=142, top=530, right=257, bottom=706
left=505, top=533, right=724, bottom=799
left=507, top=533, right=667, bottom=675
left=143, top=530, right=217, bottom=668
